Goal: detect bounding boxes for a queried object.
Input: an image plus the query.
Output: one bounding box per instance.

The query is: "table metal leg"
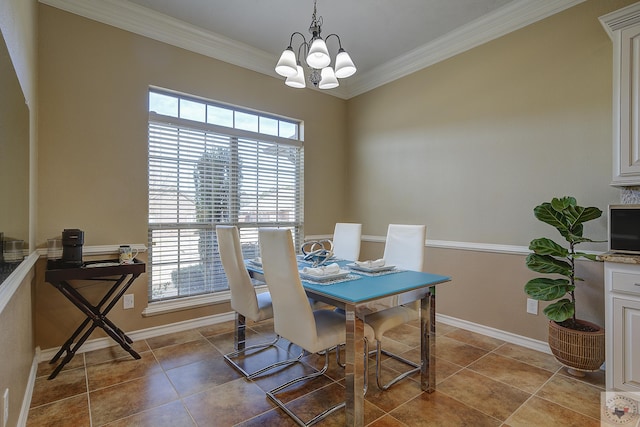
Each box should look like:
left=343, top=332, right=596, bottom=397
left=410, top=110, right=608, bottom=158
left=420, top=286, right=436, bottom=392
left=344, top=304, right=365, bottom=427
left=235, top=313, right=247, bottom=351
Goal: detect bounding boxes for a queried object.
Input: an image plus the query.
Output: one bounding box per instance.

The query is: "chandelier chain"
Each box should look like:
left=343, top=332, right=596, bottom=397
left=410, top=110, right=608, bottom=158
left=309, top=0, right=323, bottom=38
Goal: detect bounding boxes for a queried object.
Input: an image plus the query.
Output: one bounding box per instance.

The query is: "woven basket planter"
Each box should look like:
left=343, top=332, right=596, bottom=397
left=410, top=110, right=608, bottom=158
left=548, top=319, right=605, bottom=373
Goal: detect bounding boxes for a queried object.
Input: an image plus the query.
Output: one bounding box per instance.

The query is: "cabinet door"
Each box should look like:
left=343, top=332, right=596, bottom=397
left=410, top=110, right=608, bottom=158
left=614, top=23, right=640, bottom=184
left=613, top=297, right=640, bottom=391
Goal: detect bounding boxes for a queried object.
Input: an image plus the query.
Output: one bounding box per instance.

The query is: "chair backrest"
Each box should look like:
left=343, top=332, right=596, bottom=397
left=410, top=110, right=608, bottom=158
left=259, top=228, right=318, bottom=350
left=216, top=226, right=262, bottom=321
left=383, top=224, right=426, bottom=271
left=332, top=222, right=362, bottom=261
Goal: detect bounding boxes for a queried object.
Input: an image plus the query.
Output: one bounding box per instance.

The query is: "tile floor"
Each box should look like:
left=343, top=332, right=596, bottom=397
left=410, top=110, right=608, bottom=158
left=27, top=317, right=607, bottom=426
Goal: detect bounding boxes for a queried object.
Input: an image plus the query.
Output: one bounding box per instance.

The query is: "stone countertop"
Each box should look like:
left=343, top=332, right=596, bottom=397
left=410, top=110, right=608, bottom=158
left=597, top=252, right=640, bottom=264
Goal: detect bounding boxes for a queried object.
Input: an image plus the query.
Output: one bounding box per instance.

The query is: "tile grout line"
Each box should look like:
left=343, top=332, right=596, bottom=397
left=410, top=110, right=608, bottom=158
left=83, top=353, right=95, bottom=427
left=30, top=322, right=605, bottom=426
left=374, top=324, right=606, bottom=424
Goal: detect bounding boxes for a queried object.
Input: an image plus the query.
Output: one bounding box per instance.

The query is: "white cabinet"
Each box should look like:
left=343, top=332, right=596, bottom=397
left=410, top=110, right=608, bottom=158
left=605, top=261, right=640, bottom=391
left=600, top=4, right=640, bottom=186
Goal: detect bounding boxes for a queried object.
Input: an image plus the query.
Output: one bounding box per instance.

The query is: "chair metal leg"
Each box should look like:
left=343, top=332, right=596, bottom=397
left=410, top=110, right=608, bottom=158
left=267, top=340, right=371, bottom=425
left=375, top=339, right=421, bottom=390
left=224, top=334, right=303, bottom=379
left=337, top=339, right=371, bottom=395
left=336, top=343, right=345, bottom=368
left=267, top=351, right=344, bottom=427
left=363, top=338, right=369, bottom=396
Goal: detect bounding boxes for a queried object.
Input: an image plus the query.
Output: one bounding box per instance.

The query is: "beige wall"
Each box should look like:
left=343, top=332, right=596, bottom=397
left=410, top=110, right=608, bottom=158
left=0, top=271, right=35, bottom=427
left=347, top=0, right=637, bottom=340
left=347, top=1, right=631, bottom=244
left=360, top=242, right=605, bottom=342
left=0, top=0, right=37, bottom=425
left=34, top=0, right=637, bottom=351
left=35, top=4, right=349, bottom=349
left=0, top=32, right=29, bottom=245
left=0, top=0, right=38, bottom=251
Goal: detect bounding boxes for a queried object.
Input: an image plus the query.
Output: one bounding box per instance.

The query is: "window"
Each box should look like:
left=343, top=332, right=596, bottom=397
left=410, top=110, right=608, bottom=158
left=148, top=89, right=304, bottom=302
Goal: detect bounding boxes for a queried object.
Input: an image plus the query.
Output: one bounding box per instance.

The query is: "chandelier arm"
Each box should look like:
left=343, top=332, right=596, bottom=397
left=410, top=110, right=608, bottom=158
left=323, top=33, right=344, bottom=50
left=296, top=42, right=309, bottom=65
left=288, top=31, right=308, bottom=48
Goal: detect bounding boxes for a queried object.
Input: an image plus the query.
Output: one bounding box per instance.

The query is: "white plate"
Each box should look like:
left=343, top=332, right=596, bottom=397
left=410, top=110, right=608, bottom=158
left=299, top=269, right=350, bottom=282
left=347, top=263, right=396, bottom=273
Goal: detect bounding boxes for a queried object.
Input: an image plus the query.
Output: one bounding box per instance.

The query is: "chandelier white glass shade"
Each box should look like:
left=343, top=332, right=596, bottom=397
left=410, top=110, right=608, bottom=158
left=306, top=39, right=331, bottom=69
left=275, top=0, right=356, bottom=89
left=319, top=67, right=338, bottom=89
left=285, top=64, right=306, bottom=88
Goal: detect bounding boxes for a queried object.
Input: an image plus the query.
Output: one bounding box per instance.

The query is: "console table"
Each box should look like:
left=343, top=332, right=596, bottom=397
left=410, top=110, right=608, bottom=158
left=44, top=259, right=145, bottom=379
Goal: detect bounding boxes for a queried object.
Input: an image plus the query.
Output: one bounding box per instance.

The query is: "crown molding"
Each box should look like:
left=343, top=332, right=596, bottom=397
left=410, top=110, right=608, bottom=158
left=39, top=0, right=584, bottom=100
left=39, top=0, right=274, bottom=74
left=599, top=1, right=640, bottom=40
left=348, top=0, right=586, bottom=97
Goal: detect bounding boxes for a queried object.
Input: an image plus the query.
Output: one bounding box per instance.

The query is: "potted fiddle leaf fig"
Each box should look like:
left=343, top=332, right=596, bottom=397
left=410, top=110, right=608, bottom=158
left=524, top=196, right=605, bottom=375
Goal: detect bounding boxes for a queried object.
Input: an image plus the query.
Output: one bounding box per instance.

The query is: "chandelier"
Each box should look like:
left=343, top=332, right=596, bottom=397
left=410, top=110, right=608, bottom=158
left=275, top=0, right=356, bottom=89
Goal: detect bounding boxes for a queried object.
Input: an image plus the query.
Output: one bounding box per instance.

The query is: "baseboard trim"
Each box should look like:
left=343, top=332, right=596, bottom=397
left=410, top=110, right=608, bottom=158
left=17, top=356, right=38, bottom=427
left=37, top=311, right=235, bottom=362
left=38, top=310, right=548, bottom=362
left=436, top=313, right=552, bottom=354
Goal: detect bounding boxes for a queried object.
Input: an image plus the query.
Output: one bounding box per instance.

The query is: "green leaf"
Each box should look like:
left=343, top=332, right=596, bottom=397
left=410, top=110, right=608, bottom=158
left=543, top=299, right=574, bottom=322
left=529, top=238, right=568, bottom=257
left=573, top=252, right=598, bottom=261
left=525, top=278, right=571, bottom=301
left=534, top=198, right=602, bottom=244
left=551, top=197, right=575, bottom=212
left=565, top=205, right=602, bottom=228
left=534, top=202, right=569, bottom=233
left=525, top=253, right=571, bottom=276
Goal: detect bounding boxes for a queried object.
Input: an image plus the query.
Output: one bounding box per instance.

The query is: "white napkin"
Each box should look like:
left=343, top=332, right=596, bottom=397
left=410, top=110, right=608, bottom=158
left=301, top=263, right=341, bottom=276
left=355, top=258, right=385, bottom=268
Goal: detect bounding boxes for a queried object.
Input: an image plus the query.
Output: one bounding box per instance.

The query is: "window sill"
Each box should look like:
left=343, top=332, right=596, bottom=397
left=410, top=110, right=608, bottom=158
left=142, top=284, right=268, bottom=317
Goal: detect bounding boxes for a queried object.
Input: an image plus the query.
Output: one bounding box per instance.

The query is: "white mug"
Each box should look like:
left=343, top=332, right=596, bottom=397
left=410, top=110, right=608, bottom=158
left=119, top=245, right=139, bottom=264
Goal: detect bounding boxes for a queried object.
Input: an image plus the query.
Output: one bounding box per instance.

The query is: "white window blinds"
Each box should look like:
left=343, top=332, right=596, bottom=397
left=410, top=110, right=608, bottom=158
left=148, top=111, right=303, bottom=301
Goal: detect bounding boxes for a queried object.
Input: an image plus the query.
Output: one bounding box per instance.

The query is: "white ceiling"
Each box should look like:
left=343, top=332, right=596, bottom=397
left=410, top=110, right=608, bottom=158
left=41, top=0, right=585, bottom=98
left=125, top=0, right=514, bottom=74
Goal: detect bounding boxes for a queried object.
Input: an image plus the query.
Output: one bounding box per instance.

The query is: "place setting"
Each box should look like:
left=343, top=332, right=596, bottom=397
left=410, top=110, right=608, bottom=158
left=298, top=262, right=360, bottom=285
left=346, top=258, right=400, bottom=276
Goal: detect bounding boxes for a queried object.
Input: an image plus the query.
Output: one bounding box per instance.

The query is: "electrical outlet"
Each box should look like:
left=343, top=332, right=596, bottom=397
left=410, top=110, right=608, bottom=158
left=3, top=388, right=8, bottom=427
left=526, top=298, right=538, bottom=315
left=123, top=294, right=134, bottom=310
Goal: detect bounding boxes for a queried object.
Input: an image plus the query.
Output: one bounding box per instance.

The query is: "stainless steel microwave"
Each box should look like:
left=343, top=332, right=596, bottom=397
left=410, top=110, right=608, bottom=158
left=609, top=204, right=640, bottom=255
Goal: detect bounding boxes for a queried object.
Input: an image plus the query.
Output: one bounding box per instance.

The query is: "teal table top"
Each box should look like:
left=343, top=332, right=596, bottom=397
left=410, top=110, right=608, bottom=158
left=247, top=258, right=450, bottom=304
left=303, top=269, right=450, bottom=303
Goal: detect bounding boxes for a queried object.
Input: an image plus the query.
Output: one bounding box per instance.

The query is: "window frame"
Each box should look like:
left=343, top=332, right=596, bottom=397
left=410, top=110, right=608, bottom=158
left=146, top=89, right=304, bottom=309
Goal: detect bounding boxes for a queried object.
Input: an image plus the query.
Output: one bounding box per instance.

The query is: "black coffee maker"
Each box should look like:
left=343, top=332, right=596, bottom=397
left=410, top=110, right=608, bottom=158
left=62, top=229, right=84, bottom=266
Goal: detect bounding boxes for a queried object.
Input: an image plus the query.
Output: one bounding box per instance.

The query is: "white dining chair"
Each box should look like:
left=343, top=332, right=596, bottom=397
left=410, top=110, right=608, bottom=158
left=365, top=223, right=426, bottom=390
left=332, top=222, right=362, bottom=261
left=259, top=228, right=373, bottom=426
left=216, top=226, right=301, bottom=379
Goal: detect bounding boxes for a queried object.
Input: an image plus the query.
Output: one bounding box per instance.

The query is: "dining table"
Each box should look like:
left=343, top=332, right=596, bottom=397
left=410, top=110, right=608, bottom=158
left=246, top=257, right=451, bottom=427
